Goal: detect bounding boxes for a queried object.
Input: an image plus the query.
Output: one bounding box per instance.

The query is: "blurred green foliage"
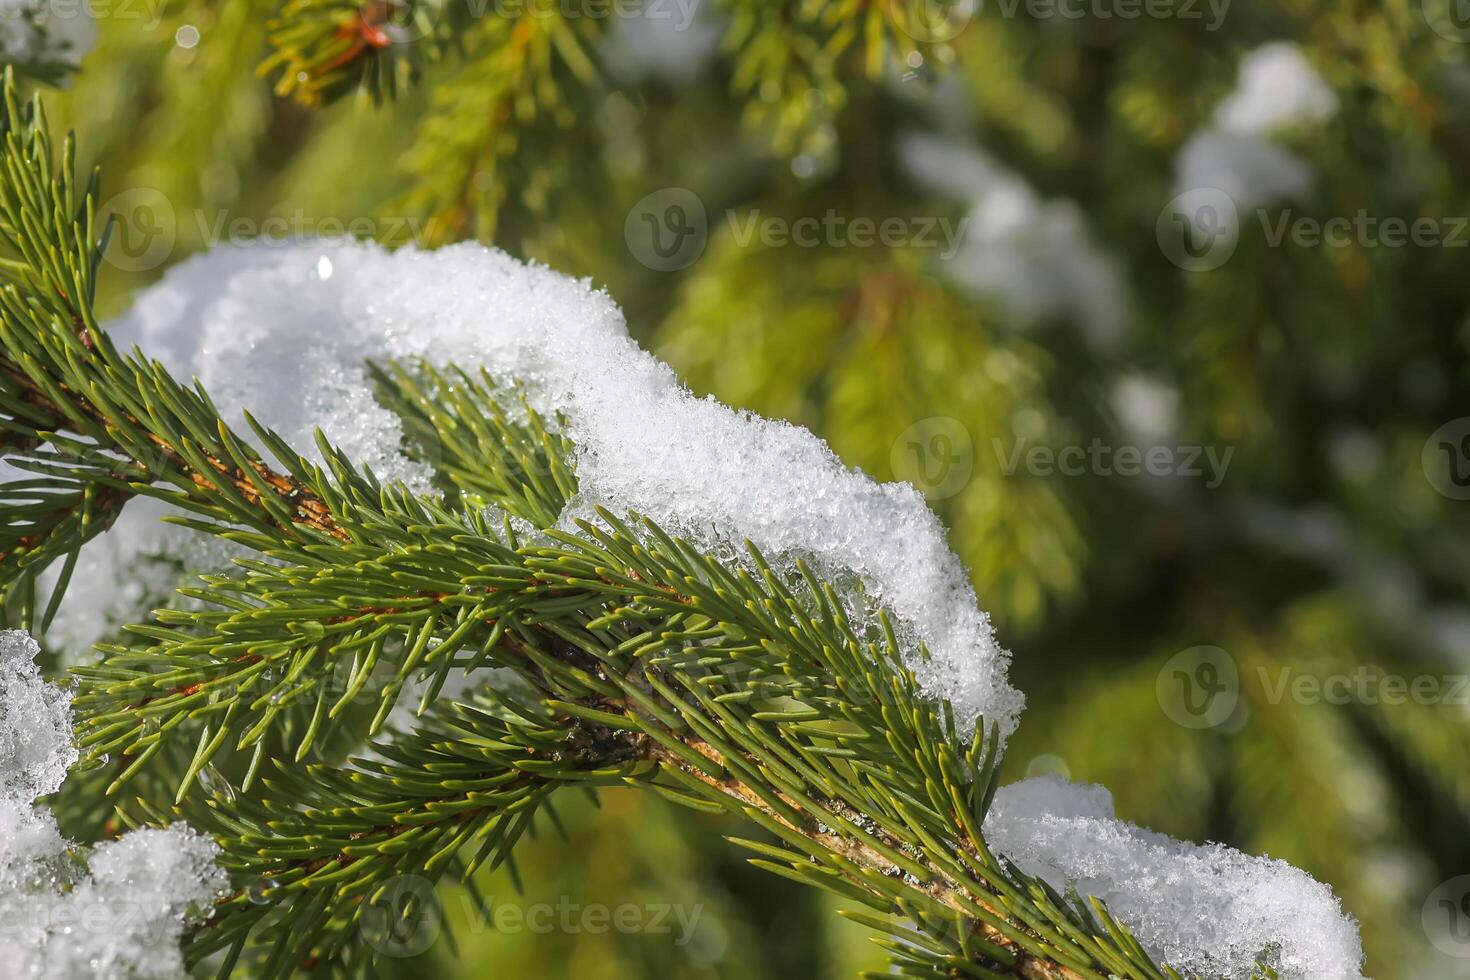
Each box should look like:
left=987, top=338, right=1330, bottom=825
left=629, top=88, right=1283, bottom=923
left=18, top=0, right=1470, bottom=975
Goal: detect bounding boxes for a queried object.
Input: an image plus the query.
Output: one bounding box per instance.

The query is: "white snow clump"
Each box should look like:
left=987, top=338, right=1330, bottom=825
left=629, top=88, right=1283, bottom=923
left=984, top=775, right=1366, bottom=980
left=1213, top=42, right=1338, bottom=138
left=601, top=0, right=722, bottom=84
left=0, top=629, right=228, bottom=979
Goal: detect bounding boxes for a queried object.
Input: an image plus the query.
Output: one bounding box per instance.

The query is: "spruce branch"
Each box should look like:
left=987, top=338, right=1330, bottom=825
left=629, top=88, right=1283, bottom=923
left=366, top=360, right=578, bottom=524
left=0, top=73, right=1234, bottom=980
left=0, top=92, right=346, bottom=557
left=387, top=7, right=597, bottom=244
left=259, top=0, right=474, bottom=106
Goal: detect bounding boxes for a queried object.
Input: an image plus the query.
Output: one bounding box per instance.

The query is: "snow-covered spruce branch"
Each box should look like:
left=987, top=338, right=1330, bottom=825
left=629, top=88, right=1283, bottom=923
left=0, top=68, right=1130, bottom=977
left=1, top=211, right=1140, bottom=975
left=0, top=75, right=1363, bottom=979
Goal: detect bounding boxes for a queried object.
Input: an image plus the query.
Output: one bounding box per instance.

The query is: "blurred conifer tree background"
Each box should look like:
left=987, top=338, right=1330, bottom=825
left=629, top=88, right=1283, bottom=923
left=9, top=0, right=1470, bottom=975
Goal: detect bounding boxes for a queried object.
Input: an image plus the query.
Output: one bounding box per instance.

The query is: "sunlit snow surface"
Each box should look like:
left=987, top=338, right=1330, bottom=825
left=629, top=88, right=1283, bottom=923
left=986, top=776, right=1365, bottom=980
left=0, top=631, right=226, bottom=978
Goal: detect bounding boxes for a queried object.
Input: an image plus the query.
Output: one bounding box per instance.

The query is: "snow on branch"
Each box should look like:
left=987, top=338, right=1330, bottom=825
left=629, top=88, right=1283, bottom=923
left=986, top=776, right=1365, bottom=980
left=96, top=239, right=1025, bottom=743
left=0, top=630, right=226, bottom=978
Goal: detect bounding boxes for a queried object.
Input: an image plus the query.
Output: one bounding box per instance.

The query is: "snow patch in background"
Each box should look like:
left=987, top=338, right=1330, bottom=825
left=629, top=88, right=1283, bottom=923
left=985, top=775, right=1366, bottom=980
left=601, top=0, right=723, bottom=84
left=1175, top=129, right=1317, bottom=214
left=98, top=240, right=1025, bottom=742
left=1110, top=373, right=1179, bottom=445
left=1173, top=42, right=1338, bottom=228
left=1214, top=42, right=1339, bottom=138
left=0, top=0, right=96, bottom=71
left=900, top=133, right=1129, bottom=348
left=0, top=630, right=227, bottom=978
